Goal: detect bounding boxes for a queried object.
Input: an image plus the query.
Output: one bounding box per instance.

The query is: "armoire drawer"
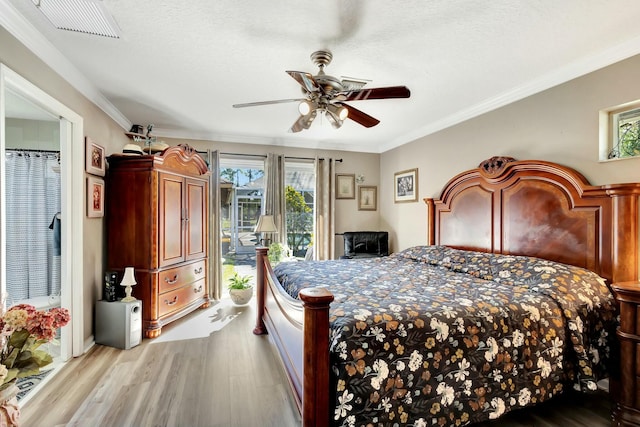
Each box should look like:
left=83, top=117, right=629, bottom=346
left=158, top=278, right=206, bottom=318
left=158, top=260, right=206, bottom=293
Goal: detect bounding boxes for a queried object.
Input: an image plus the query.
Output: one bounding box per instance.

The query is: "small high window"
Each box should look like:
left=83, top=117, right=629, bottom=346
left=601, top=102, right=640, bottom=160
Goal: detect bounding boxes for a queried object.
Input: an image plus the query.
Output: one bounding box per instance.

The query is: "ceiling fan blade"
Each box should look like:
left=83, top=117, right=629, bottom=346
left=341, top=85, right=411, bottom=101
left=289, top=110, right=318, bottom=133
left=286, top=71, right=320, bottom=93
left=233, top=98, right=305, bottom=108
left=339, top=103, right=380, bottom=128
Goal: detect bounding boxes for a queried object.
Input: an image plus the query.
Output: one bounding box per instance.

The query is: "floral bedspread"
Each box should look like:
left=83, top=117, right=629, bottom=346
left=272, top=245, right=618, bottom=427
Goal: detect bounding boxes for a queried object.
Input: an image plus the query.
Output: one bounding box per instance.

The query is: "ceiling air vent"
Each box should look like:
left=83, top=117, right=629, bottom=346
left=31, top=0, right=121, bottom=38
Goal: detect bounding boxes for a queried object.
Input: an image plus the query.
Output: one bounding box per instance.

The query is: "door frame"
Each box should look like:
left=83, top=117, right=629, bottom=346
left=0, top=64, right=84, bottom=359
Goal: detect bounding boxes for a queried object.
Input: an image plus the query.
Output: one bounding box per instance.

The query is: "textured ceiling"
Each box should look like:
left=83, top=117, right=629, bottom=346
left=4, top=0, right=640, bottom=153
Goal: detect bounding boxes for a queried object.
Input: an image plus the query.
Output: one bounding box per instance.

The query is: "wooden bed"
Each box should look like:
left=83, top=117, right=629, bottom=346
left=253, top=156, right=640, bottom=427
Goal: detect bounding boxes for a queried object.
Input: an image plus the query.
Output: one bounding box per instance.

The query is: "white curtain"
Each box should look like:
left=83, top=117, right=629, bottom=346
left=5, top=151, right=61, bottom=303
left=314, top=157, right=335, bottom=260
left=207, top=150, right=223, bottom=300
left=264, top=153, right=285, bottom=244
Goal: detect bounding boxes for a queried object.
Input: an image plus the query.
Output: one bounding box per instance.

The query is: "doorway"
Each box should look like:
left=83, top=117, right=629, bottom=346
left=219, top=157, right=265, bottom=283
left=1, top=64, right=85, bottom=366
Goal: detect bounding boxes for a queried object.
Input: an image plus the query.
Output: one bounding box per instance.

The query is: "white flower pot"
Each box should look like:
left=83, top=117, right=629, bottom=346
left=229, top=287, right=253, bottom=305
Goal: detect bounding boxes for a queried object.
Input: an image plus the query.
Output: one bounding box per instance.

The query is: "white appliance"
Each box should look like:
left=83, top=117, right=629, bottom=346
left=95, top=300, right=142, bottom=349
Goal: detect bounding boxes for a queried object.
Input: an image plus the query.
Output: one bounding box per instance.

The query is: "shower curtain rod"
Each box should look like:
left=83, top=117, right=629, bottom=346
left=6, top=148, right=60, bottom=154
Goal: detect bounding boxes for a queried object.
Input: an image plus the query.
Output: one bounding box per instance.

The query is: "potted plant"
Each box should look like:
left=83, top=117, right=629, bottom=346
left=228, top=272, right=253, bottom=305
left=0, top=302, right=70, bottom=425
left=268, top=242, right=291, bottom=266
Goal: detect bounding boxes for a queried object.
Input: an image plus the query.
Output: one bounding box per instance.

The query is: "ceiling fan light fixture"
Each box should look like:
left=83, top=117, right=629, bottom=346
left=327, top=103, right=348, bottom=121
left=337, top=105, right=348, bottom=121
left=325, top=108, right=344, bottom=129
left=298, top=100, right=313, bottom=116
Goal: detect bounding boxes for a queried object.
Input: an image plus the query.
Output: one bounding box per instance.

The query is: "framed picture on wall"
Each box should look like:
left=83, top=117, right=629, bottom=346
left=394, top=168, right=418, bottom=203
left=85, top=136, right=106, bottom=176
left=358, top=186, right=377, bottom=211
left=87, top=176, right=105, bottom=218
left=336, top=174, right=355, bottom=199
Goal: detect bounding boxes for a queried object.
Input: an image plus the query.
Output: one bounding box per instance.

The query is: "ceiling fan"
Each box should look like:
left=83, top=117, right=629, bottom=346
left=232, top=50, right=411, bottom=133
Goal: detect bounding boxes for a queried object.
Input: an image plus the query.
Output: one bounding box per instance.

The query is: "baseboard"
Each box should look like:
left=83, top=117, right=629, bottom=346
left=83, top=335, right=96, bottom=355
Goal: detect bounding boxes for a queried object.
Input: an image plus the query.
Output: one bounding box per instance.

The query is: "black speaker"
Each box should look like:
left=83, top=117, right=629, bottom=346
left=104, top=271, right=118, bottom=302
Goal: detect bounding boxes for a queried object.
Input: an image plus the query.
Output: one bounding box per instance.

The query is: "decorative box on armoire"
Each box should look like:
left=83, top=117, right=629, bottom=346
left=106, top=144, right=210, bottom=338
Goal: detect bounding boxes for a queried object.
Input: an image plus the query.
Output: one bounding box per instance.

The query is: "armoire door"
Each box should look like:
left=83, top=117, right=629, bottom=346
left=158, top=172, right=185, bottom=267
left=185, top=178, right=207, bottom=261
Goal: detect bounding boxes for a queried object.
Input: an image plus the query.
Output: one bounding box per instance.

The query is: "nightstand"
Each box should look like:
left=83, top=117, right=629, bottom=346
left=612, top=281, right=640, bottom=426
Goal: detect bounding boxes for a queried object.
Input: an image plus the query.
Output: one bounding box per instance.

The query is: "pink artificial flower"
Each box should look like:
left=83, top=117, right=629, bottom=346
left=49, top=307, right=71, bottom=329
left=27, top=311, right=56, bottom=341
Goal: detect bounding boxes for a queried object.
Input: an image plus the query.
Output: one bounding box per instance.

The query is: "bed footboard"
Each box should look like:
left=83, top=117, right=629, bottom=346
left=254, top=247, right=334, bottom=427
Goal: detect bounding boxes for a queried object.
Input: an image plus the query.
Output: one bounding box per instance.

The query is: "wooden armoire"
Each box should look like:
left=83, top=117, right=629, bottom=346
left=106, top=144, right=210, bottom=338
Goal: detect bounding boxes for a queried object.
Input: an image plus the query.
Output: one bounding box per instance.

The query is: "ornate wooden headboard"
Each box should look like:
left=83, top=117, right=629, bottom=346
left=425, top=156, right=640, bottom=284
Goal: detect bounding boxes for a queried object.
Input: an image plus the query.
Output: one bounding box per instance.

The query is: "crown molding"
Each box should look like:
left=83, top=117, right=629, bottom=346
left=153, top=127, right=380, bottom=154
left=381, top=34, right=640, bottom=153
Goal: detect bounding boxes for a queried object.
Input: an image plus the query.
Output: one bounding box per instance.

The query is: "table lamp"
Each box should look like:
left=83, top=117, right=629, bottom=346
left=120, top=267, right=137, bottom=302
left=255, top=215, right=277, bottom=247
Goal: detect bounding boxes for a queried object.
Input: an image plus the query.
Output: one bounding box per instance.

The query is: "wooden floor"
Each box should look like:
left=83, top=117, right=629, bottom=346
left=21, top=297, right=614, bottom=427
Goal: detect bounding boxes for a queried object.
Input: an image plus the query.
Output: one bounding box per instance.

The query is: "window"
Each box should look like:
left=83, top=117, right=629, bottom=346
left=601, top=102, right=640, bottom=160
left=285, top=161, right=315, bottom=258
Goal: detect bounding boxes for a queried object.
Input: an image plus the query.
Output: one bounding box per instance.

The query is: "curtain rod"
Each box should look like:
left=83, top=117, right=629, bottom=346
left=5, top=148, right=60, bottom=154
left=219, top=152, right=267, bottom=158
left=285, top=156, right=343, bottom=162
left=215, top=152, right=343, bottom=163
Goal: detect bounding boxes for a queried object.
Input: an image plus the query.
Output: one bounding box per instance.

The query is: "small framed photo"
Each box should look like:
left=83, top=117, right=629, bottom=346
left=336, top=174, right=355, bottom=199
left=85, top=137, right=106, bottom=176
left=394, top=168, right=419, bottom=203
left=87, top=176, right=105, bottom=218
left=358, top=186, right=377, bottom=211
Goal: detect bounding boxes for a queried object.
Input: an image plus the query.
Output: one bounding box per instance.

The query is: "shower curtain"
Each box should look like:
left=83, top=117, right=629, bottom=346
left=5, top=150, right=61, bottom=304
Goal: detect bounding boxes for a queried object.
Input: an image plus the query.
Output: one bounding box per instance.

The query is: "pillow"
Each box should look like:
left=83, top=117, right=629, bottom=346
left=396, top=246, right=607, bottom=293
left=396, top=245, right=449, bottom=264
left=396, top=245, right=493, bottom=277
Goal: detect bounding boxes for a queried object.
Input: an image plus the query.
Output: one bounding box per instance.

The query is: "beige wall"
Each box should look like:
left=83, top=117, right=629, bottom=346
left=4, top=23, right=640, bottom=347
left=381, top=54, right=640, bottom=251
left=6, top=118, right=59, bottom=150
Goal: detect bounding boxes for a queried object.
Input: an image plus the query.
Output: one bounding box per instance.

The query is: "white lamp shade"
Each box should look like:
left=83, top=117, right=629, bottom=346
left=255, top=215, right=278, bottom=233
left=120, top=267, right=137, bottom=287
left=327, top=103, right=348, bottom=121
left=298, top=100, right=313, bottom=116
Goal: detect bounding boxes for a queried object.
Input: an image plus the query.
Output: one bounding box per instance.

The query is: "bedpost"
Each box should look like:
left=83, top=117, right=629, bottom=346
left=606, top=188, right=640, bottom=283
left=425, top=197, right=436, bottom=245
left=253, top=247, right=268, bottom=335
left=613, top=193, right=639, bottom=282
left=299, top=287, right=334, bottom=427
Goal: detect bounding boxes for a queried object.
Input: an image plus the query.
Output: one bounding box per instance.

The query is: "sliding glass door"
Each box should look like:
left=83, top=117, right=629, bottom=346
left=219, top=157, right=264, bottom=282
